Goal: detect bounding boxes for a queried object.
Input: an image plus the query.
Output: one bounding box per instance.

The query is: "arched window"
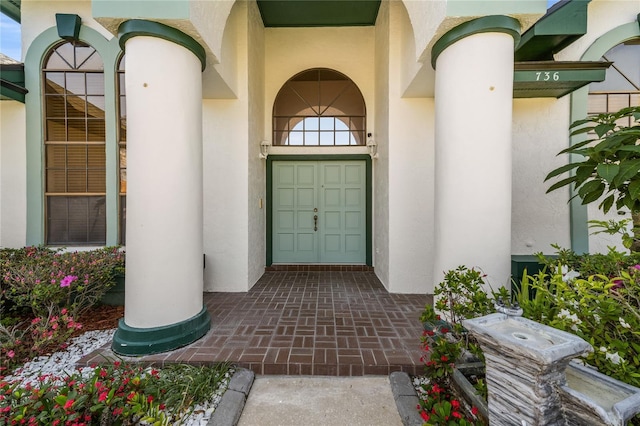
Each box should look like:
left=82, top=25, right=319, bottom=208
left=272, top=68, right=366, bottom=146
left=588, top=39, right=640, bottom=122
left=43, top=41, right=106, bottom=244
left=117, top=54, right=126, bottom=244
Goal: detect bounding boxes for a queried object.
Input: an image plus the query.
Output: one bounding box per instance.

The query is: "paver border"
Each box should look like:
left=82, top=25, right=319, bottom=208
left=390, top=371, right=424, bottom=426
left=208, top=368, right=255, bottom=426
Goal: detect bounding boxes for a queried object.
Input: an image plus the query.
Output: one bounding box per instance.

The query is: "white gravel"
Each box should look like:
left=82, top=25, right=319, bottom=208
left=4, top=329, right=232, bottom=425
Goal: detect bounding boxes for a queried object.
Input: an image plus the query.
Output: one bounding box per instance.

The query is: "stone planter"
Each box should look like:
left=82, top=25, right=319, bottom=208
left=452, top=362, right=489, bottom=423
left=100, top=273, right=125, bottom=306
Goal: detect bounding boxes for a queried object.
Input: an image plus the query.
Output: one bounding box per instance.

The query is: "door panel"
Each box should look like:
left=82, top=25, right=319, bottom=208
left=272, top=160, right=366, bottom=264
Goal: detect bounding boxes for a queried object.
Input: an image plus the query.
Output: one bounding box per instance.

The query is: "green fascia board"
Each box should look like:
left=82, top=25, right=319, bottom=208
left=92, top=0, right=189, bottom=20
left=257, top=1, right=381, bottom=27
left=513, top=60, right=609, bottom=98
left=515, top=0, right=590, bottom=61
left=0, top=0, right=21, bottom=23
left=0, top=64, right=26, bottom=102
left=446, top=0, right=546, bottom=17
left=112, top=306, right=211, bottom=356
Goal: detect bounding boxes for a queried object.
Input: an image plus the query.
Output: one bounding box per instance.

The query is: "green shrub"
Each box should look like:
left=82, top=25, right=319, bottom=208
left=518, top=248, right=640, bottom=388
left=1, top=246, right=124, bottom=318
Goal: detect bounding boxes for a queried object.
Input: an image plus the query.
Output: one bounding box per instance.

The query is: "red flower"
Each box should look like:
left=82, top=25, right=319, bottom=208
left=147, top=395, right=154, bottom=403
left=451, top=399, right=460, bottom=409
left=63, top=399, right=74, bottom=409
left=440, top=355, right=448, bottom=362
left=452, top=411, right=462, bottom=419
left=420, top=411, right=430, bottom=421
left=98, top=391, right=108, bottom=402
left=471, top=406, right=479, bottom=415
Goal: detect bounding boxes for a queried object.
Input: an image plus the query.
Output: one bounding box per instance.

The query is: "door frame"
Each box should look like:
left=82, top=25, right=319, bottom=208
left=266, top=154, right=372, bottom=266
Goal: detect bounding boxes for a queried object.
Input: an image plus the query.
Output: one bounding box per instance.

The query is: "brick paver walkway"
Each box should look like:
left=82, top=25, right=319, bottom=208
left=79, top=271, right=431, bottom=376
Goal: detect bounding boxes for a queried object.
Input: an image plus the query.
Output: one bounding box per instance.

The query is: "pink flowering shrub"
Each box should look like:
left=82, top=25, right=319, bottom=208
left=1, top=246, right=124, bottom=318
left=0, top=246, right=124, bottom=373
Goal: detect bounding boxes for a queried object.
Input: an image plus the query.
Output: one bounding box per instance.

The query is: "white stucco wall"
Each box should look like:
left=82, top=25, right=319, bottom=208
left=512, top=98, right=572, bottom=255
left=203, top=2, right=250, bottom=292
left=374, top=0, right=391, bottom=288
left=21, top=0, right=114, bottom=59
left=264, top=27, right=375, bottom=141
left=246, top=0, right=266, bottom=289
left=0, top=102, right=27, bottom=248
left=387, top=1, right=433, bottom=294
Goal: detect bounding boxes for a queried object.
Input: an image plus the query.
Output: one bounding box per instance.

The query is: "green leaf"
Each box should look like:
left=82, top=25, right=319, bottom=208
left=558, top=139, right=594, bottom=154
left=599, top=194, right=615, bottom=214
left=596, top=163, right=620, bottom=183
left=546, top=176, right=577, bottom=193
left=629, top=179, right=640, bottom=201
left=544, top=162, right=586, bottom=181
left=581, top=182, right=605, bottom=204
left=595, top=123, right=615, bottom=137
left=613, top=159, right=640, bottom=186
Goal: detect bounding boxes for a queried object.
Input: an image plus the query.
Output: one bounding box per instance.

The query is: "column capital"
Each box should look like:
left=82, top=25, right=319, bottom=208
left=431, top=16, right=521, bottom=69
left=118, top=19, right=206, bottom=71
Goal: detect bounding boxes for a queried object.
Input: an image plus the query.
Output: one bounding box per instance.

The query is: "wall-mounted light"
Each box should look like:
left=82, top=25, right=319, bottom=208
left=367, top=138, right=378, bottom=159
left=259, top=140, right=271, bottom=159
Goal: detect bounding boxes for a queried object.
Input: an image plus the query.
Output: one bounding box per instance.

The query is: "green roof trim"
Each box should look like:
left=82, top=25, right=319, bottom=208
left=513, top=60, right=610, bottom=98
left=257, top=0, right=380, bottom=27
left=0, top=63, right=27, bottom=102
left=0, top=0, right=20, bottom=23
left=118, top=19, right=206, bottom=71
left=431, top=16, right=521, bottom=69
left=515, top=0, right=590, bottom=61
left=112, top=306, right=211, bottom=356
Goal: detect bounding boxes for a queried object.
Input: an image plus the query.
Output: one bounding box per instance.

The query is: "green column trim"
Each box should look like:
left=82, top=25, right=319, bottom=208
left=265, top=154, right=373, bottom=267
left=24, top=26, right=122, bottom=246
left=431, top=16, right=521, bottom=69
left=112, top=306, right=211, bottom=356
left=568, top=21, right=640, bottom=254
left=118, top=19, right=206, bottom=71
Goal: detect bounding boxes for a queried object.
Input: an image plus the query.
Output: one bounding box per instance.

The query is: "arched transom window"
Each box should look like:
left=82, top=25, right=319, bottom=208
left=43, top=41, right=106, bottom=245
left=273, top=68, right=366, bottom=146
left=588, top=39, right=640, bottom=123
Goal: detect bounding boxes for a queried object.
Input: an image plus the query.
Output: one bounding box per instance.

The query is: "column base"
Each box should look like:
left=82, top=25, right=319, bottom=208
left=112, top=306, right=211, bottom=356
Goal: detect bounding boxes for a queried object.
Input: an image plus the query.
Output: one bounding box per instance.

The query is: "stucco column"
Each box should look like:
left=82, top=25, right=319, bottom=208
left=112, top=20, right=210, bottom=355
left=432, top=17, right=520, bottom=293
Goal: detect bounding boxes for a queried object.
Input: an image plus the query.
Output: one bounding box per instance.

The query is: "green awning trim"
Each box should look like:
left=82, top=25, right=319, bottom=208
left=513, top=61, right=610, bottom=98
left=431, top=16, right=521, bottom=69
left=118, top=19, right=206, bottom=71
left=515, top=0, right=590, bottom=61
left=0, top=0, right=21, bottom=23
left=0, top=63, right=27, bottom=102
left=257, top=0, right=381, bottom=27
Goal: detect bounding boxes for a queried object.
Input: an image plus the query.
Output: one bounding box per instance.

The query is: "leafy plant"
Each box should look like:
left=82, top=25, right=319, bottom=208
left=0, top=360, right=233, bottom=425
left=1, top=246, right=125, bottom=318
left=416, top=266, right=504, bottom=425
left=516, top=250, right=640, bottom=389
left=545, top=106, right=640, bottom=251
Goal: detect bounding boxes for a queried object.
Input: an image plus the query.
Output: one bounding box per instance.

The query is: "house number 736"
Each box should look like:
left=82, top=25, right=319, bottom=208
left=535, top=71, right=560, bottom=81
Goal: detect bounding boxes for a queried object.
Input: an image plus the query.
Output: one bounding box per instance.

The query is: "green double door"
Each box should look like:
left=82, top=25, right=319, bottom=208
left=272, top=161, right=366, bottom=264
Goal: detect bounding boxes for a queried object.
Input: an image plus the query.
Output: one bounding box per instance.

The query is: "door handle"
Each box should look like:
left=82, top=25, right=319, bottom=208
left=314, top=214, right=318, bottom=232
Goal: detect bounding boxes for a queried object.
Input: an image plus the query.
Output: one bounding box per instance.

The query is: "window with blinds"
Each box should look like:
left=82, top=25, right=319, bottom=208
left=43, top=41, right=106, bottom=245
left=117, top=55, right=126, bottom=245
left=588, top=40, right=640, bottom=125
left=273, top=68, right=366, bottom=146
